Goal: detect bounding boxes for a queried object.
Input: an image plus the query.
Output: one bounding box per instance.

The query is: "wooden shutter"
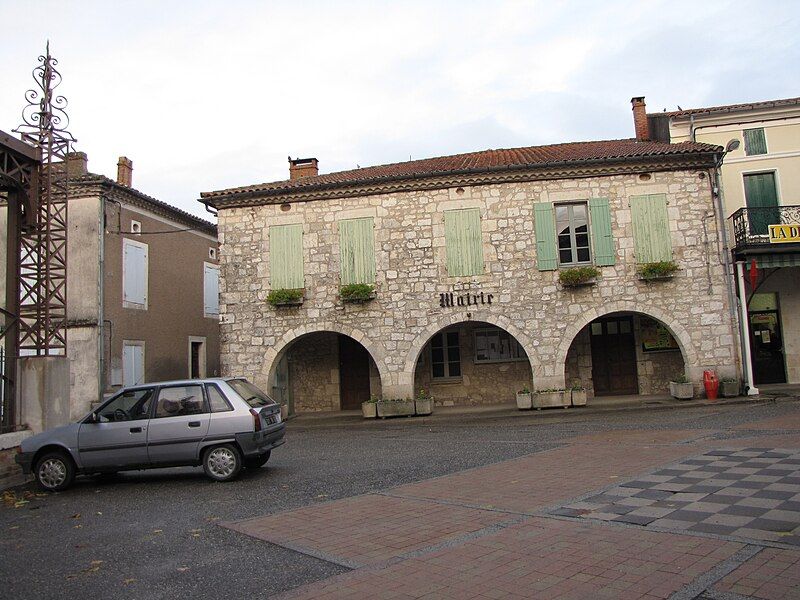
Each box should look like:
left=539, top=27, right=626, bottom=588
left=269, top=224, right=304, bottom=289
left=743, top=128, right=767, bottom=156
left=123, top=240, right=148, bottom=306
left=630, top=194, right=672, bottom=263
left=744, top=172, right=779, bottom=235
left=203, top=264, right=219, bottom=316
left=588, top=197, right=615, bottom=266
left=339, top=217, right=376, bottom=285
left=533, top=202, right=557, bottom=271
left=444, top=208, right=484, bottom=276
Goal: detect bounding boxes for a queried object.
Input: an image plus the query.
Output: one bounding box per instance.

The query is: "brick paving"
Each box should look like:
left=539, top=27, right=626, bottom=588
left=712, top=547, right=800, bottom=599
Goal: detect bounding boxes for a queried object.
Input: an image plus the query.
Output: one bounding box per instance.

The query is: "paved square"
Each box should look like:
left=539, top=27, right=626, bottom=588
left=550, top=448, right=800, bottom=546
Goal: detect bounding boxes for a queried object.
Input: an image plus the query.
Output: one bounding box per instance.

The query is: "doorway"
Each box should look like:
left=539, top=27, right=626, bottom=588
left=749, top=293, right=786, bottom=384
left=188, top=336, right=207, bottom=379
left=338, top=335, right=371, bottom=409
left=590, top=316, right=639, bottom=395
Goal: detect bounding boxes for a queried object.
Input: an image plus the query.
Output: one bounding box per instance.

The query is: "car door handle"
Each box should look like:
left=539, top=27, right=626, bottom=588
left=188, top=421, right=201, bottom=428
left=130, top=427, right=143, bottom=433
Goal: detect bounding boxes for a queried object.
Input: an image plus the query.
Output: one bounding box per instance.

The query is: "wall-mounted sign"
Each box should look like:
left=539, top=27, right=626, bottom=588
left=769, top=224, right=800, bottom=243
left=439, top=291, right=494, bottom=308
left=641, top=316, right=680, bottom=352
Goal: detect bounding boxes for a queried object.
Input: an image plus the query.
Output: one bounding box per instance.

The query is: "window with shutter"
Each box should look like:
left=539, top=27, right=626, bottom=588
left=630, top=194, right=672, bottom=263
left=203, top=263, right=220, bottom=317
left=339, top=217, right=376, bottom=285
left=269, top=224, right=304, bottom=289
left=743, top=128, right=768, bottom=156
left=555, top=202, right=591, bottom=265
left=123, top=238, right=148, bottom=309
left=444, top=208, right=483, bottom=277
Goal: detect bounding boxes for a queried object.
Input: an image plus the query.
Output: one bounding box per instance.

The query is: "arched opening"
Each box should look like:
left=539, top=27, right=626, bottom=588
left=267, top=331, right=383, bottom=413
left=564, top=311, right=687, bottom=399
left=412, top=321, right=532, bottom=406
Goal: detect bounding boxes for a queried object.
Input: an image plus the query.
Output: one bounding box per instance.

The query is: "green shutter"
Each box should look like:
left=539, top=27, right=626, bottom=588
left=630, top=194, right=672, bottom=263
left=588, top=197, right=615, bottom=266
left=269, top=224, right=304, bottom=289
left=444, top=208, right=483, bottom=276
left=533, top=202, right=557, bottom=271
left=744, top=172, right=779, bottom=235
left=743, top=128, right=767, bottom=156
left=339, top=217, right=376, bottom=285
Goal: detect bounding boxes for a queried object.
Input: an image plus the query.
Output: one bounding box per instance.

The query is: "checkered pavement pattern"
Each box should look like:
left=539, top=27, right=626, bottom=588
left=550, top=448, right=800, bottom=546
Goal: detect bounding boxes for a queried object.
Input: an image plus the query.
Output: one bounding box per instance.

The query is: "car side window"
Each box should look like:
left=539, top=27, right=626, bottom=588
left=99, top=388, right=155, bottom=422
left=206, top=385, right=233, bottom=413
left=154, top=385, right=207, bottom=418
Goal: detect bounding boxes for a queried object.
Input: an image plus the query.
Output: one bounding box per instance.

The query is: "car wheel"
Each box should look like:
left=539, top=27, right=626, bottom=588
left=202, top=444, right=242, bottom=482
left=243, top=451, right=271, bottom=469
left=34, top=451, right=76, bottom=492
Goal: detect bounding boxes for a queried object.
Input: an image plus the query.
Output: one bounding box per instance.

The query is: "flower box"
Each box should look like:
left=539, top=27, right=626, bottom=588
left=720, top=380, right=740, bottom=398
left=361, top=401, right=377, bottom=418
left=376, top=399, right=415, bottom=418
left=516, top=392, right=532, bottom=410
left=571, top=388, right=587, bottom=407
left=669, top=381, right=694, bottom=400
left=415, top=398, right=433, bottom=415
left=533, top=390, right=568, bottom=409
left=268, top=288, right=304, bottom=307
left=340, top=284, right=376, bottom=303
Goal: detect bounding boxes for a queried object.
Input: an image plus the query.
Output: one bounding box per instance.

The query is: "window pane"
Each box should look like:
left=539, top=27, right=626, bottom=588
left=573, top=204, right=587, bottom=220
left=431, top=347, right=444, bottom=363
left=559, top=249, right=573, bottom=263
left=577, top=248, right=590, bottom=262
left=555, top=205, right=568, bottom=222
left=558, top=235, right=572, bottom=249
left=446, top=331, right=459, bottom=347
left=100, top=388, right=154, bottom=422
left=607, top=321, right=618, bottom=334
left=591, top=322, right=603, bottom=335
left=448, top=361, right=461, bottom=377
left=207, top=385, right=232, bottom=413
left=575, top=233, right=589, bottom=247
left=155, top=385, right=206, bottom=418
left=620, top=320, right=631, bottom=334
left=432, top=363, right=445, bottom=378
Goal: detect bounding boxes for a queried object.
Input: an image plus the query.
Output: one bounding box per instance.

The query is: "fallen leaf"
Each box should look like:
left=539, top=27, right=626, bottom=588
left=95, top=512, right=102, bottom=515
left=177, top=567, right=190, bottom=572
left=14, top=500, right=29, bottom=508
left=152, top=529, right=163, bottom=534
left=191, top=533, right=200, bottom=538
left=123, top=578, right=136, bottom=585
left=70, top=513, right=81, bottom=519
left=66, top=574, right=78, bottom=580
left=9, top=526, right=19, bottom=530
left=315, top=494, right=328, bottom=499
left=74, top=525, right=82, bottom=529
left=90, top=560, right=104, bottom=566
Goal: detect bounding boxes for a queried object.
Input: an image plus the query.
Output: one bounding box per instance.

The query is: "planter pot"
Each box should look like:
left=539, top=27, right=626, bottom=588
left=669, top=381, right=694, bottom=400
left=361, top=402, right=377, bottom=418
left=561, top=279, right=596, bottom=289
left=720, top=380, right=740, bottom=398
left=516, top=392, right=532, bottom=410
left=377, top=399, right=415, bottom=418
left=415, top=398, right=433, bottom=415
left=533, top=390, right=568, bottom=409
left=571, top=389, right=587, bottom=407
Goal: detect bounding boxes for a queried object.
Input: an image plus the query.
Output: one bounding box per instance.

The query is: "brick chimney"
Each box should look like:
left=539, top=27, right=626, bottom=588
left=288, top=156, right=319, bottom=180
left=64, top=151, right=88, bottom=177
left=631, top=97, right=650, bottom=141
left=117, top=156, right=133, bottom=187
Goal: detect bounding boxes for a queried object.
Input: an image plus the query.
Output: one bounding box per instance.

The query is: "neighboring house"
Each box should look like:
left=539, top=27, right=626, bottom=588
left=0, top=152, right=221, bottom=420
left=649, top=97, right=800, bottom=387
left=200, top=101, right=740, bottom=413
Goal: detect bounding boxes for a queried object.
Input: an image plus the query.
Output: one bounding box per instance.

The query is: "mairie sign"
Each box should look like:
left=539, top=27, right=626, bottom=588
left=769, top=223, right=800, bottom=244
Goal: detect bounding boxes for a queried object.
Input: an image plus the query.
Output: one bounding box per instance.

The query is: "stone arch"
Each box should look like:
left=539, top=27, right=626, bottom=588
left=556, top=300, right=699, bottom=378
left=401, top=310, right=537, bottom=390
left=263, top=322, right=390, bottom=397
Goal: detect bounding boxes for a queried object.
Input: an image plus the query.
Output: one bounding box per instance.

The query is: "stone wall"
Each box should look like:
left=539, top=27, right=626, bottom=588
left=287, top=332, right=340, bottom=411
left=217, top=167, right=741, bottom=406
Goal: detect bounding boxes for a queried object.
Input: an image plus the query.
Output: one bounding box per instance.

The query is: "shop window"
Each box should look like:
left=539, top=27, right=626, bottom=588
left=269, top=224, right=304, bottom=289
left=630, top=194, right=672, bottom=263
left=474, top=328, right=525, bottom=363
left=444, top=208, right=484, bottom=277
left=743, top=128, right=767, bottom=156
left=339, top=217, right=376, bottom=285
left=431, top=330, right=461, bottom=380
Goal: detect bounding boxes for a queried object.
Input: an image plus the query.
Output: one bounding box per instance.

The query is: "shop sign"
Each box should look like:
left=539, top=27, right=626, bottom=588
left=769, top=223, right=800, bottom=243
left=439, top=291, right=494, bottom=308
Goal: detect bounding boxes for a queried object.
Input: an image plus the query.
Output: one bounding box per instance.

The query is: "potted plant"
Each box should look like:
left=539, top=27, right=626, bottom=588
left=516, top=386, right=533, bottom=410
left=558, top=266, right=600, bottom=288
left=638, top=260, right=679, bottom=281
left=267, top=288, right=304, bottom=307
left=669, top=374, right=694, bottom=400
left=570, top=385, right=587, bottom=407
left=340, top=283, right=376, bottom=303
left=415, top=389, right=433, bottom=415
left=533, top=388, right=568, bottom=409
left=376, top=397, right=415, bottom=418
left=720, top=378, right=741, bottom=398
left=362, top=396, right=378, bottom=419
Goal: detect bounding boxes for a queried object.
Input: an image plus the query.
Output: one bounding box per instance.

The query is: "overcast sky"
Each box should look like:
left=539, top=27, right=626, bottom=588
left=1, top=1, right=798, bottom=219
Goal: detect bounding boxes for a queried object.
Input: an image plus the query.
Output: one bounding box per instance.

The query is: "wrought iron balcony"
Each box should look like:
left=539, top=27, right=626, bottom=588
left=730, top=205, right=800, bottom=249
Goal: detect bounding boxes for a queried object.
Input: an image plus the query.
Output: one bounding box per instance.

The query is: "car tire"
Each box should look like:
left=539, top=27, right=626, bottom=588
left=202, top=444, right=243, bottom=482
left=243, top=451, right=271, bottom=469
left=34, top=451, right=76, bottom=492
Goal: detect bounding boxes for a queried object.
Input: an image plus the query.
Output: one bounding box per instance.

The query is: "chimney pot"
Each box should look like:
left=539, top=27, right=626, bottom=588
left=117, top=156, right=133, bottom=187
left=288, top=156, right=319, bottom=180
left=631, top=96, right=650, bottom=141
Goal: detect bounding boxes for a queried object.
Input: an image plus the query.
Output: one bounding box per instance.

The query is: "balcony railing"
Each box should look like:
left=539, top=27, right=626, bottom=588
left=730, top=205, right=800, bottom=248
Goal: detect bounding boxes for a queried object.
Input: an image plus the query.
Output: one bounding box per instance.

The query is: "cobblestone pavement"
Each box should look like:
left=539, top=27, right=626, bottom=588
left=224, top=403, right=800, bottom=599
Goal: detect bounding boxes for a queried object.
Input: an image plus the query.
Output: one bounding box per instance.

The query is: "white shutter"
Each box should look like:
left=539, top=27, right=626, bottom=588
left=123, top=343, right=144, bottom=386
left=204, top=263, right=220, bottom=317
left=123, top=239, right=148, bottom=307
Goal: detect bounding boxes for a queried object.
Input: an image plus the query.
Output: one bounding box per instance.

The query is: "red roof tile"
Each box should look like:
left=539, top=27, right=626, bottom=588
left=653, top=96, right=800, bottom=119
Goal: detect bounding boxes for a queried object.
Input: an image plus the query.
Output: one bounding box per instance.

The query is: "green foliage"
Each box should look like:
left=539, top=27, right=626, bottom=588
left=638, top=260, right=679, bottom=280
left=267, top=288, right=304, bottom=306
left=558, top=266, right=600, bottom=286
left=518, top=386, right=531, bottom=394
left=416, top=388, right=432, bottom=400
left=571, top=385, right=586, bottom=391
left=340, top=283, right=375, bottom=302
left=535, top=388, right=566, bottom=393
left=366, top=395, right=380, bottom=403
left=671, top=373, right=690, bottom=384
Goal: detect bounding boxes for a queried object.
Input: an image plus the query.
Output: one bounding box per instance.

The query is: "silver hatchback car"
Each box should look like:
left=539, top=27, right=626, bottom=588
left=15, top=377, right=286, bottom=491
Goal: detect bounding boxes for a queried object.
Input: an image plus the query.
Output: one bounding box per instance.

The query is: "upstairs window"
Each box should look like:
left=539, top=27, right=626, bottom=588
left=269, top=224, right=304, bottom=290
left=555, top=203, right=591, bottom=265
left=339, top=217, right=376, bottom=285
left=444, top=208, right=484, bottom=277
left=203, top=263, right=220, bottom=318
left=123, top=238, right=148, bottom=309
left=629, top=194, right=672, bottom=263
left=743, top=128, right=767, bottom=156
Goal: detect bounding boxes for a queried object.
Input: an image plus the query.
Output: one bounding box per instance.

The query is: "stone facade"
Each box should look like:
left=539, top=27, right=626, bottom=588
left=214, top=163, right=741, bottom=409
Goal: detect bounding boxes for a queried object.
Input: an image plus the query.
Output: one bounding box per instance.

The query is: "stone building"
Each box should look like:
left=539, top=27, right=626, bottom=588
left=201, top=103, right=740, bottom=413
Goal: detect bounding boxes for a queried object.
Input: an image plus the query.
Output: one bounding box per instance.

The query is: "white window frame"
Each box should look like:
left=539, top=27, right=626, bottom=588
left=188, top=336, right=207, bottom=379
left=554, top=201, right=592, bottom=266
left=130, top=220, right=142, bottom=234
left=203, top=261, right=220, bottom=318
left=122, top=238, right=149, bottom=310
left=473, top=327, right=527, bottom=364
left=122, top=340, right=145, bottom=387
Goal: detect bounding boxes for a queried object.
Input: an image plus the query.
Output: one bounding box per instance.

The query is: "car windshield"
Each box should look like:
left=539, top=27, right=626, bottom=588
left=227, top=379, right=275, bottom=407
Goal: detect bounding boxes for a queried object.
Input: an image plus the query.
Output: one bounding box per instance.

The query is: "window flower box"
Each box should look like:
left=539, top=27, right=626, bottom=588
left=558, top=266, right=600, bottom=288
left=533, top=389, right=568, bottom=409
left=376, top=398, right=415, bottom=418
left=340, top=283, right=376, bottom=303
left=638, top=261, right=679, bottom=281
left=267, top=288, right=304, bottom=307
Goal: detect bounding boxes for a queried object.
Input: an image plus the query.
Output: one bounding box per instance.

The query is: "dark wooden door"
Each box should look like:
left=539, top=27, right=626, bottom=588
left=590, top=316, right=639, bottom=395
left=339, top=335, right=371, bottom=410
left=750, top=310, right=787, bottom=384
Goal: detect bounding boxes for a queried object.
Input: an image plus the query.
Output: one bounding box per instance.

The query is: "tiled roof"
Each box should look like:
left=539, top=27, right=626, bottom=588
left=654, top=96, right=800, bottom=118
left=201, top=139, right=720, bottom=202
